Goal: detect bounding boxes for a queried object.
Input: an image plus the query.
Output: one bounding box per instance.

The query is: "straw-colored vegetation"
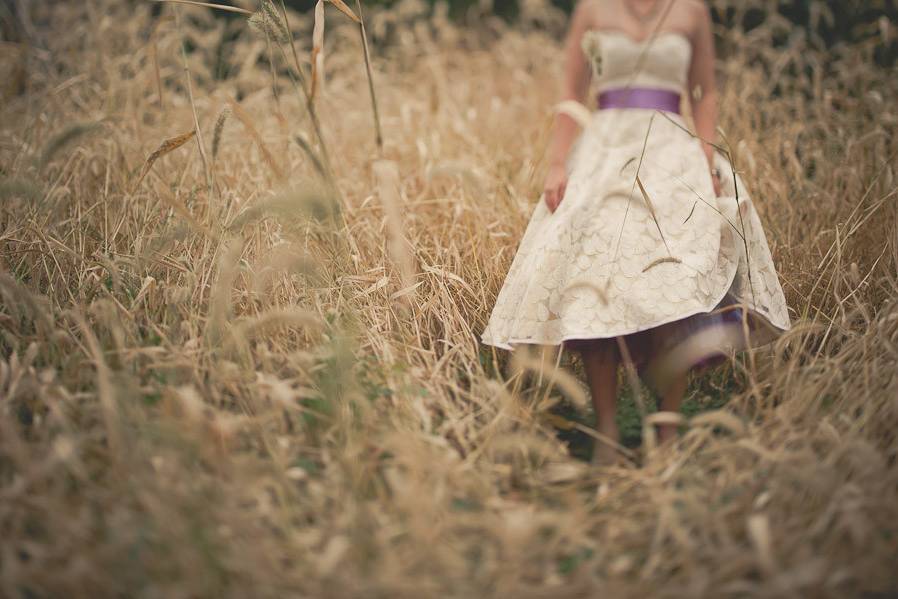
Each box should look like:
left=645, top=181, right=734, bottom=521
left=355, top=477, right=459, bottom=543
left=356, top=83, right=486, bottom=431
left=1, top=0, right=896, bottom=596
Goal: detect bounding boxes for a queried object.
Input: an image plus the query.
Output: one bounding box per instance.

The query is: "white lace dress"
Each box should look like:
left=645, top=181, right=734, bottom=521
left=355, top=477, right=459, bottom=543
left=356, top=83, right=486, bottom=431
left=480, top=30, right=791, bottom=360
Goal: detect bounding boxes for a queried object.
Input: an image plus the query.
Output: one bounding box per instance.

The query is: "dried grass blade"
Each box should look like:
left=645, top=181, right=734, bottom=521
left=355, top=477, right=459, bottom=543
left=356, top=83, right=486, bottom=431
left=227, top=307, right=323, bottom=351
left=614, top=113, right=655, bottom=260
left=510, top=352, right=589, bottom=409
left=206, top=238, right=244, bottom=346
left=174, top=6, right=213, bottom=191
left=71, top=312, right=122, bottom=454
left=293, top=134, right=327, bottom=181
left=560, top=279, right=609, bottom=305
left=133, top=129, right=196, bottom=191
left=150, top=0, right=252, bottom=14
left=310, top=0, right=325, bottom=101
left=616, top=336, right=650, bottom=451
left=422, top=264, right=477, bottom=297
left=327, top=0, right=360, bottom=23
left=682, top=201, right=697, bottom=224
left=150, top=41, right=164, bottom=110
left=354, top=0, right=382, bottom=153
left=642, top=256, right=682, bottom=273
left=635, top=175, right=671, bottom=255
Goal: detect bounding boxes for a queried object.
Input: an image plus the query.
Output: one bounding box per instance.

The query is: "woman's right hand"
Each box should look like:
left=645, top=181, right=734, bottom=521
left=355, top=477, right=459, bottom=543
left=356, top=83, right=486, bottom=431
left=543, top=164, right=568, bottom=213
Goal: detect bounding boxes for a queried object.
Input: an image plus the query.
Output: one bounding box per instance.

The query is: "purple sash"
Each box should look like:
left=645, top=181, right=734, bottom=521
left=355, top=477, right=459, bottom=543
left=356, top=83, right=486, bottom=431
left=597, top=88, right=682, bottom=114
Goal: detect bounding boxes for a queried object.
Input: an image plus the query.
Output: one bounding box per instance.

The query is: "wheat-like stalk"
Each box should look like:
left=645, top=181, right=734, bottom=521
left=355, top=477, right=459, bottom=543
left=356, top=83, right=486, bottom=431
left=132, top=129, right=196, bottom=190
left=211, top=105, right=230, bottom=163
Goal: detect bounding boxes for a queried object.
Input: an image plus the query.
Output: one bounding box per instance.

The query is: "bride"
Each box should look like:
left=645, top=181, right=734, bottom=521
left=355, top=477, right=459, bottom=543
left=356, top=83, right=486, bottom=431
left=480, top=0, right=791, bottom=464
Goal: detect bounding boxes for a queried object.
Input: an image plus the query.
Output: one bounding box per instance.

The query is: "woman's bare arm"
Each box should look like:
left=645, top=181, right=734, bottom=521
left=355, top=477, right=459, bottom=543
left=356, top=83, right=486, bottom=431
left=543, top=0, right=594, bottom=211
left=687, top=2, right=719, bottom=177
left=546, top=0, right=594, bottom=168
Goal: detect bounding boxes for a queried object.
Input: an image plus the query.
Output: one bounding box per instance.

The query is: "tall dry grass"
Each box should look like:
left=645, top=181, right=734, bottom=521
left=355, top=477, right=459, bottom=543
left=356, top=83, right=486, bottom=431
left=1, top=0, right=897, bottom=597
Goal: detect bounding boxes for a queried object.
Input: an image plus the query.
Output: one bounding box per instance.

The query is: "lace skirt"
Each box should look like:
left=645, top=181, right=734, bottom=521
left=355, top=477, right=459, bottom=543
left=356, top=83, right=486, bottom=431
left=480, top=108, right=790, bottom=385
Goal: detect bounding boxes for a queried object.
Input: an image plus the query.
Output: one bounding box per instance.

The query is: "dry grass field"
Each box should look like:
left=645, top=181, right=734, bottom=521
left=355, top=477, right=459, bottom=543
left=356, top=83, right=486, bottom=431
left=1, top=0, right=897, bottom=596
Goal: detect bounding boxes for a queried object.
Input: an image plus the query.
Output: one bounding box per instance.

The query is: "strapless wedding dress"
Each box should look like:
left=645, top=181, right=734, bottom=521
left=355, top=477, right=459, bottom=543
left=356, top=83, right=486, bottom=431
left=481, top=29, right=790, bottom=374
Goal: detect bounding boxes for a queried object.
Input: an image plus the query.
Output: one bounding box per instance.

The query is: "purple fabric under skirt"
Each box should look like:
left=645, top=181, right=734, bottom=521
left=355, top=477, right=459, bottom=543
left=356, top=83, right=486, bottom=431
left=563, top=293, right=769, bottom=394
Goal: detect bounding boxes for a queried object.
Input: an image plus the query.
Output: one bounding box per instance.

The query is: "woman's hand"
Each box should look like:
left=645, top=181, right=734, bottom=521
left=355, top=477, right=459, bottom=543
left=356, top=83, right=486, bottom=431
left=543, top=164, right=568, bottom=213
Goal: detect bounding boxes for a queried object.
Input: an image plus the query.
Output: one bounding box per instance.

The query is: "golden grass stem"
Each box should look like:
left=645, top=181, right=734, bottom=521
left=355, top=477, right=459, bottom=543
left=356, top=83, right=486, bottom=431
left=150, top=40, right=164, bottom=110
left=275, top=0, right=336, bottom=181
left=174, top=6, right=213, bottom=193
left=150, top=0, right=252, bottom=15
left=354, top=0, right=383, bottom=155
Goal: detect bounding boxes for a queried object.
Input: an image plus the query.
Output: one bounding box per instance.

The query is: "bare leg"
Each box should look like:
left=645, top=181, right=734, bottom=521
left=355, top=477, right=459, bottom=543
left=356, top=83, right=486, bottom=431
left=657, top=374, right=688, bottom=444
left=579, top=339, right=620, bottom=466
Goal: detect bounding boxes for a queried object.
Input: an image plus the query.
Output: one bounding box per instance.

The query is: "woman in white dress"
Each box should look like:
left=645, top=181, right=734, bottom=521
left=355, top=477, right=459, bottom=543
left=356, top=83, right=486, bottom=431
left=480, top=0, right=791, bottom=464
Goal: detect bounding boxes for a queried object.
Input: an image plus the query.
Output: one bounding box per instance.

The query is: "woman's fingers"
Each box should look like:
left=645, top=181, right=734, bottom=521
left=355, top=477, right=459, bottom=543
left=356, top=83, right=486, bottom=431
left=543, top=178, right=569, bottom=213
left=544, top=187, right=557, bottom=212
left=551, top=182, right=567, bottom=212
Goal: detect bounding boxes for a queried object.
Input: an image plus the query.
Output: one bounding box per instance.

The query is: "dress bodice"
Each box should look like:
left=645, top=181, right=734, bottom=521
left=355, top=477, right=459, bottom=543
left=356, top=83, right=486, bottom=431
left=581, top=29, right=693, bottom=94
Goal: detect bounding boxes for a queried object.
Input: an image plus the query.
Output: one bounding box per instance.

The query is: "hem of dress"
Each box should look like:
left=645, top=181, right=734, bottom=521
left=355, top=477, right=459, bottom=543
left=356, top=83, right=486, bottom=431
left=480, top=263, right=789, bottom=351
left=481, top=306, right=789, bottom=351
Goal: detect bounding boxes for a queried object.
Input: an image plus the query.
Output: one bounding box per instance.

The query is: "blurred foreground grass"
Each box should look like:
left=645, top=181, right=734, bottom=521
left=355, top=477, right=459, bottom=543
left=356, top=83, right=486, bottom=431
left=1, top=1, right=897, bottom=597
